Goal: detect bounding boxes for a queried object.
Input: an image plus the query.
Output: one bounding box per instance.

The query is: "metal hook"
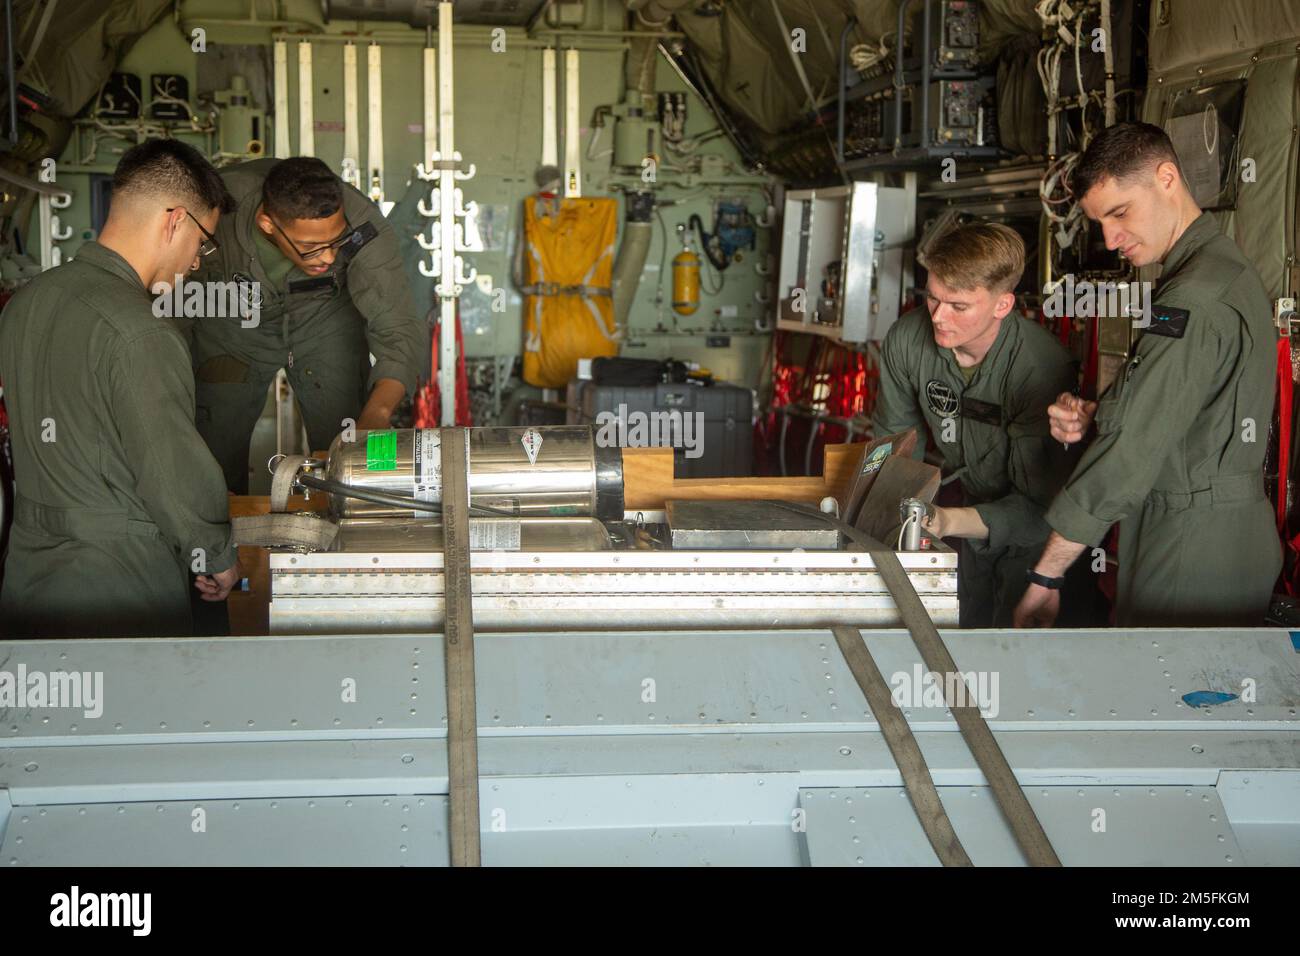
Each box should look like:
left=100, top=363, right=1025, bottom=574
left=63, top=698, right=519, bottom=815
left=454, top=257, right=477, bottom=286
left=418, top=252, right=441, bottom=277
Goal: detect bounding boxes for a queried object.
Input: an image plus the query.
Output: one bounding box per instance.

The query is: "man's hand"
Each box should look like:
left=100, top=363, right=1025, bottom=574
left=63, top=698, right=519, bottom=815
left=1047, top=392, right=1098, bottom=445
left=1012, top=583, right=1060, bottom=628
left=195, top=562, right=242, bottom=602
left=921, top=505, right=989, bottom=541
left=356, top=378, right=406, bottom=431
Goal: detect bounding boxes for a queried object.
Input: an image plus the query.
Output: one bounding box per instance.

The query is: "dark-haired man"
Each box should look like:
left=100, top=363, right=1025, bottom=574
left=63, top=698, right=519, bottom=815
left=186, top=157, right=423, bottom=492
left=1013, top=121, right=1280, bottom=628
left=0, top=139, right=239, bottom=637
left=873, top=221, right=1079, bottom=626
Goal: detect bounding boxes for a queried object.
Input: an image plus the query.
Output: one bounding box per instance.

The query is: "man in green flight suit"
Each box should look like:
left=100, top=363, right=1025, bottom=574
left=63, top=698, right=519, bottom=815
left=185, top=157, right=425, bottom=493
left=873, top=222, right=1079, bottom=627
left=1014, top=122, right=1280, bottom=628
left=0, top=139, right=239, bottom=638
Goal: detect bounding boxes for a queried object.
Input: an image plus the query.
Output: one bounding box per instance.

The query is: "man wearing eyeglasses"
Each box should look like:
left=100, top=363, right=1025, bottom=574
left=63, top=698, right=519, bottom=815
left=182, top=156, right=423, bottom=493
left=0, top=139, right=240, bottom=637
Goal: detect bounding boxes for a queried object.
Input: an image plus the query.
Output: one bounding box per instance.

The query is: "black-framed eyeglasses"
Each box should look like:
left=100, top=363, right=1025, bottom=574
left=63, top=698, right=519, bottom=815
left=166, top=207, right=219, bottom=257
left=268, top=214, right=354, bottom=261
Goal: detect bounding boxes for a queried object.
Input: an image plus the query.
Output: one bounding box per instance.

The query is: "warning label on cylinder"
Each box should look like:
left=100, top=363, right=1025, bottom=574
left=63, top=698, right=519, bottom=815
left=413, top=429, right=442, bottom=502
left=521, top=428, right=543, bottom=465
left=468, top=519, right=522, bottom=551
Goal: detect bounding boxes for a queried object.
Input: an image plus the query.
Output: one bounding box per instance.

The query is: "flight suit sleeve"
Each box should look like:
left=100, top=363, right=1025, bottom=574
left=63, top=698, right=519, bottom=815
left=971, top=357, right=1078, bottom=551
left=346, top=217, right=427, bottom=398
left=871, top=320, right=928, bottom=456
left=1045, top=302, right=1224, bottom=547
left=105, top=326, right=237, bottom=574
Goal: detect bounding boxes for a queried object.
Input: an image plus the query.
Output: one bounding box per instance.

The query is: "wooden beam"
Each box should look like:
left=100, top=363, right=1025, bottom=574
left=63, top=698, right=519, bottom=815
left=621, top=443, right=866, bottom=511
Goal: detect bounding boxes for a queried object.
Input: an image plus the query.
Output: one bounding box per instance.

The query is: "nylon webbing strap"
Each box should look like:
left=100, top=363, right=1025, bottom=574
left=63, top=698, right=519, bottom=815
left=863, top=543, right=1062, bottom=867
left=519, top=282, right=612, bottom=297
left=270, top=457, right=310, bottom=513
left=440, top=426, right=482, bottom=866
left=831, top=625, right=972, bottom=866
left=230, top=514, right=339, bottom=551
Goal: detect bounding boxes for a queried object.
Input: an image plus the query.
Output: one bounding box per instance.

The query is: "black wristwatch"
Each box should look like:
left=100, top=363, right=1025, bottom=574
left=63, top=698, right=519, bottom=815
left=1025, top=568, right=1066, bottom=590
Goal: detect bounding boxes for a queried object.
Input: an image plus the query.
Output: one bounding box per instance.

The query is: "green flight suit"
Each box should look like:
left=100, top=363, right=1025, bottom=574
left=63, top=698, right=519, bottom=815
left=0, top=243, right=235, bottom=638
left=184, top=158, right=425, bottom=493
left=1044, top=212, right=1280, bottom=627
left=874, top=308, right=1079, bottom=626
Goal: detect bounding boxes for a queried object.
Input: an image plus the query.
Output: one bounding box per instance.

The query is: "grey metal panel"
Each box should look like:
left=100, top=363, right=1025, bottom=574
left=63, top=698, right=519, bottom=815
left=2, top=740, right=448, bottom=805
left=839, top=182, right=881, bottom=342
left=0, top=635, right=444, bottom=743
left=1, top=628, right=1297, bottom=865
left=484, top=827, right=797, bottom=866
left=1214, top=771, right=1300, bottom=867
left=2, top=630, right=1296, bottom=746
left=800, top=786, right=1245, bottom=866
left=2, top=796, right=449, bottom=867
left=4, top=733, right=1293, bottom=807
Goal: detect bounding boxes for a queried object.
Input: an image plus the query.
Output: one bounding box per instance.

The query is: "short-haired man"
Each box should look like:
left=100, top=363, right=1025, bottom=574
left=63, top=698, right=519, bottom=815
left=1014, top=122, right=1280, bottom=627
left=873, top=221, right=1078, bottom=626
left=186, top=157, right=424, bottom=492
left=0, top=139, right=239, bottom=637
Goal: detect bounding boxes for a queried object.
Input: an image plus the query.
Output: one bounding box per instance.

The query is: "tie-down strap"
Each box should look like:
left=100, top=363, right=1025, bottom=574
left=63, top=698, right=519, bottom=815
left=845, top=542, right=1062, bottom=867
left=520, top=281, right=612, bottom=297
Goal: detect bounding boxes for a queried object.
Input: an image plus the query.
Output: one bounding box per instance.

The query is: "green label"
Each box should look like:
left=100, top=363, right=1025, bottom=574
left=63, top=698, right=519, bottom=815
left=366, top=430, right=398, bottom=471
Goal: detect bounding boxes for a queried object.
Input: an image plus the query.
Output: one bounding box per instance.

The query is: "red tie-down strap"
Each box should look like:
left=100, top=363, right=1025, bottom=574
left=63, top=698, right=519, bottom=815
left=1275, top=337, right=1300, bottom=596
left=1277, top=337, right=1292, bottom=532
left=414, top=306, right=473, bottom=428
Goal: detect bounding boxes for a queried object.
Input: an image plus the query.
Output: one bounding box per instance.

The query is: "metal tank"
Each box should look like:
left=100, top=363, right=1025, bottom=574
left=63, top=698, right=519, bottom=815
left=324, top=425, right=624, bottom=520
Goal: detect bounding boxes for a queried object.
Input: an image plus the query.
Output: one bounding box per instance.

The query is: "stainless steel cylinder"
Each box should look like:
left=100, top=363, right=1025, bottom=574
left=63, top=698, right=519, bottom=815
left=324, top=426, right=624, bottom=520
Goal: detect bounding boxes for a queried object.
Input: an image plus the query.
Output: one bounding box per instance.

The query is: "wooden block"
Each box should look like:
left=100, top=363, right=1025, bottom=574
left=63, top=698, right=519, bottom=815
left=838, top=428, right=919, bottom=525
left=854, top=456, right=942, bottom=545
left=621, top=442, right=866, bottom=512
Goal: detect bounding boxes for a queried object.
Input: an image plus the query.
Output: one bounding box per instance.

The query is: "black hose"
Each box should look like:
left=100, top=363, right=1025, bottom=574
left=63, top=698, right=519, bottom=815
left=688, top=213, right=728, bottom=271
left=297, top=474, right=517, bottom=518
left=5, top=0, right=18, bottom=145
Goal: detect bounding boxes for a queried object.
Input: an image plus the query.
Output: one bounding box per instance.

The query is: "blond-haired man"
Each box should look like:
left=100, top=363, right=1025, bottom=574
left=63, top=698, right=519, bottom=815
left=872, top=221, right=1078, bottom=626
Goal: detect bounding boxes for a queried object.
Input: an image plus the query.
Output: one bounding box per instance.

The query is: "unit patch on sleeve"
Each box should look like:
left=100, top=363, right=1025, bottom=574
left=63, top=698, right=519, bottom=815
left=1145, top=305, right=1190, bottom=339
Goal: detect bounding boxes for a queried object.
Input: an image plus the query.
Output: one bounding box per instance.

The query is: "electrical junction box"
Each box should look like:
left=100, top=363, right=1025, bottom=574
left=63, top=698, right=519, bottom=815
left=777, top=182, right=911, bottom=343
